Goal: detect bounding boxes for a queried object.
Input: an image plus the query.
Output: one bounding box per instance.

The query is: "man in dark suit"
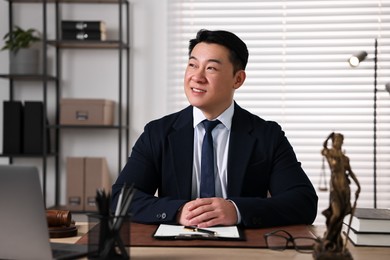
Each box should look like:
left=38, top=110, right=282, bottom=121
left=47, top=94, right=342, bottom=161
left=112, top=29, right=318, bottom=228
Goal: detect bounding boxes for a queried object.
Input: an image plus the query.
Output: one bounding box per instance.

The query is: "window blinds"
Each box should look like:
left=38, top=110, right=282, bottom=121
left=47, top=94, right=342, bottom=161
left=167, top=0, right=390, bottom=223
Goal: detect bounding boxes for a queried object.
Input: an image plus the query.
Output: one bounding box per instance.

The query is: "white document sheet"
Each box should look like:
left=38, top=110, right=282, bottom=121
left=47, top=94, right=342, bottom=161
left=153, top=224, right=241, bottom=239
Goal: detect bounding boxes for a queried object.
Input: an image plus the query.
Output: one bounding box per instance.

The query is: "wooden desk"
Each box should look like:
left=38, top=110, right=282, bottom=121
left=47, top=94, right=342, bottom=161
left=51, top=222, right=390, bottom=260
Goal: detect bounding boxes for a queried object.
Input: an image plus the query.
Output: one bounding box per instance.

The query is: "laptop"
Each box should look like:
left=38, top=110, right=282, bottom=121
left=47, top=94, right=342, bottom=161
left=0, top=165, right=88, bottom=260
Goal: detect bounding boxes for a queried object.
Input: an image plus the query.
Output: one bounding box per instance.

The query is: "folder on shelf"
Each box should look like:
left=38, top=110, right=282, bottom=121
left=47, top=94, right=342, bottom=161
left=66, top=157, right=85, bottom=211
left=2, top=101, right=23, bottom=154
left=61, top=20, right=106, bottom=32
left=84, top=157, right=111, bottom=211
left=62, top=30, right=107, bottom=41
left=23, top=101, right=51, bottom=154
left=61, top=20, right=107, bottom=41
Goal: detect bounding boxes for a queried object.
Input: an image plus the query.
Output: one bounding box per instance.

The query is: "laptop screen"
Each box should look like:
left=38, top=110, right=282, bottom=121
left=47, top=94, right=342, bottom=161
left=0, top=165, right=55, bottom=260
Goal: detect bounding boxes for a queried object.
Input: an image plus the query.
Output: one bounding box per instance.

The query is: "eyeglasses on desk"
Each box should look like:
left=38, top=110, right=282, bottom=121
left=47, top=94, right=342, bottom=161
left=264, top=229, right=320, bottom=253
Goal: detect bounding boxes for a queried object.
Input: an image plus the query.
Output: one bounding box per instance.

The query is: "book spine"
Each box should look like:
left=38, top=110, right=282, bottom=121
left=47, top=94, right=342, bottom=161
left=62, top=21, right=105, bottom=32
left=62, top=31, right=106, bottom=41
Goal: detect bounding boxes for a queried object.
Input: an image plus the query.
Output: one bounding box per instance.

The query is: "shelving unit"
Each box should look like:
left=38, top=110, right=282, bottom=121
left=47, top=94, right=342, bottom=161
left=0, top=0, right=130, bottom=209
left=0, top=0, right=58, bottom=205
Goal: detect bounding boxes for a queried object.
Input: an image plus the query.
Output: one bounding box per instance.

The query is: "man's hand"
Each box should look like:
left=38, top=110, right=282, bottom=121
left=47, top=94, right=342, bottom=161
left=177, top=198, right=238, bottom=228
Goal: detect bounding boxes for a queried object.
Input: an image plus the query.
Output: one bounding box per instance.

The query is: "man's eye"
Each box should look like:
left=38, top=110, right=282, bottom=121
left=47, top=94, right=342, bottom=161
left=207, top=66, right=216, bottom=71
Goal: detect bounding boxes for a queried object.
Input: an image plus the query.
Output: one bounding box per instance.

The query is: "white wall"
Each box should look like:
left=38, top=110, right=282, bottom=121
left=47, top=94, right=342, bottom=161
left=0, top=0, right=168, bottom=206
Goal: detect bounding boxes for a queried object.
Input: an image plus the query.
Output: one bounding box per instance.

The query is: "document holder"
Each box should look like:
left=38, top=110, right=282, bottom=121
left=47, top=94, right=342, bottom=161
left=87, top=214, right=131, bottom=260
left=153, top=224, right=245, bottom=241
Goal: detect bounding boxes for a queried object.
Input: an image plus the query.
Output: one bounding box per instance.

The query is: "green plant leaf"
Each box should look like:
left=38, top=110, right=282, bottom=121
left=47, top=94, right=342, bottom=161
left=1, top=26, right=40, bottom=53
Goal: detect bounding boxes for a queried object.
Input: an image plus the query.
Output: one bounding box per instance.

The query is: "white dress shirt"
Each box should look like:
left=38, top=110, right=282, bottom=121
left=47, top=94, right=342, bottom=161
left=191, top=102, right=242, bottom=223
left=191, top=102, right=233, bottom=199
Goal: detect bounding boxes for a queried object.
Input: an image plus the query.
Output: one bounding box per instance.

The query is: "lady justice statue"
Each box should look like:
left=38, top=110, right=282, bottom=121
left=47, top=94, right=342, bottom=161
left=314, top=132, right=361, bottom=260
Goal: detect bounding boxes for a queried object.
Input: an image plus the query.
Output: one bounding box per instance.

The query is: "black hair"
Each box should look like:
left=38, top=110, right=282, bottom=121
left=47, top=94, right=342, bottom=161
left=188, top=29, right=249, bottom=74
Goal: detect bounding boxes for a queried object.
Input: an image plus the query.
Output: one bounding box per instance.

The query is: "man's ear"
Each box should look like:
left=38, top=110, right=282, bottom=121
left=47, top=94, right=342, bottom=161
left=233, top=70, right=246, bottom=89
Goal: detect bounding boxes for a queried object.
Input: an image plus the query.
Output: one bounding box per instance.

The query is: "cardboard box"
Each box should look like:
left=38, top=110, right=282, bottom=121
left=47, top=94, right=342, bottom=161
left=66, top=157, right=85, bottom=211
left=84, top=157, right=111, bottom=211
left=66, top=157, right=111, bottom=212
left=60, top=98, right=114, bottom=125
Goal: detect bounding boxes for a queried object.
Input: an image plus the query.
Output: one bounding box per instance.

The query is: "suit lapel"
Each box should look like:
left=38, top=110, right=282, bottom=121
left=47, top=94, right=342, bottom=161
left=227, top=104, right=257, bottom=196
left=168, top=106, right=194, bottom=199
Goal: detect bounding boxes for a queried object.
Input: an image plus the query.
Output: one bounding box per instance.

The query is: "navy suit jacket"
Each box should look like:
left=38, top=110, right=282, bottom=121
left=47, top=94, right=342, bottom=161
left=112, top=103, right=318, bottom=228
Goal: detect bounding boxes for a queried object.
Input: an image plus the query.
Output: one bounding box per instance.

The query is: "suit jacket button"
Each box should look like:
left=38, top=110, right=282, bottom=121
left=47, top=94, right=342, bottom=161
left=161, top=213, right=167, bottom=219
left=156, top=213, right=162, bottom=219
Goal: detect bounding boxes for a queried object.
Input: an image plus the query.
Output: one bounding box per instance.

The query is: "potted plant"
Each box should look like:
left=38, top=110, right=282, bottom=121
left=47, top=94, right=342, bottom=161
left=1, top=26, right=41, bottom=74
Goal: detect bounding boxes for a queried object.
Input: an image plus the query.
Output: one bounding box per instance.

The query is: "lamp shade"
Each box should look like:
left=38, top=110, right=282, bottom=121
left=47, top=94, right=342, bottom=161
left=348, top=51, right=368, bottom=67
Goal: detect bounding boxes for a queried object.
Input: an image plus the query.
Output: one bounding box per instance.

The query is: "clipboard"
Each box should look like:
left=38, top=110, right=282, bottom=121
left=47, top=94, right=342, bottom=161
left=152, top=224, right=245, bottom=241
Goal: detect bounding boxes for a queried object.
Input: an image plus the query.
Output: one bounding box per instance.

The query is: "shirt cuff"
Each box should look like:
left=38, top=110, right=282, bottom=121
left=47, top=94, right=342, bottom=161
left=227, top=199, right=242, bottom=224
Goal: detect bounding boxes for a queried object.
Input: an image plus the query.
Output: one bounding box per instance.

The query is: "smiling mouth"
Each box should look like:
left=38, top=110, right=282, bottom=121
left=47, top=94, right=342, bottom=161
left=191, top=87, right=206, bottom=93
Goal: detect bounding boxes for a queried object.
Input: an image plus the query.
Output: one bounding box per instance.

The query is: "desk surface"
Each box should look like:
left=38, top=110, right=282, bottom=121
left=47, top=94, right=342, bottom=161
left=51, top=222, right=390, bottom=260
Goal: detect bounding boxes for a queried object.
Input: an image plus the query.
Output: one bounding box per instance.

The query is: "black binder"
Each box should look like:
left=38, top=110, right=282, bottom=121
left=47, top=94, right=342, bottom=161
left=23, top=101, right=50, bottom=154
left=2, top=101, right=23, bottom=154
left=62, top=30, right=106, bottom=41
left=61, top=20, right=105, bottom=31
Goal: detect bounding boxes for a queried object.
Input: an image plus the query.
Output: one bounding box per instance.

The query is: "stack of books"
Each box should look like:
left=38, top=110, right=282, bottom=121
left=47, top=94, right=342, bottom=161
left=61, top=20, right=107, bottom=41
left=343, top=208, right=390, bottom=246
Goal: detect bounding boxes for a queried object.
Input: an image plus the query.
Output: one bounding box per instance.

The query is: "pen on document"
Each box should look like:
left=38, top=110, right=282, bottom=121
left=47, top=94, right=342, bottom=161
left=184, top=226, right=217, bottom=236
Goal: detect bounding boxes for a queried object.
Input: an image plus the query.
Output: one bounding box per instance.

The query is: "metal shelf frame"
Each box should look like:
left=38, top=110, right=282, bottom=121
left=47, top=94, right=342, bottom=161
left=1, top=0, right=130, bottom=208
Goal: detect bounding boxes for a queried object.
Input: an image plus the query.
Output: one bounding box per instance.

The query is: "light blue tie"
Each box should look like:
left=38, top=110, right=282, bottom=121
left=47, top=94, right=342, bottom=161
left=200, top=120, right=220, bottom=198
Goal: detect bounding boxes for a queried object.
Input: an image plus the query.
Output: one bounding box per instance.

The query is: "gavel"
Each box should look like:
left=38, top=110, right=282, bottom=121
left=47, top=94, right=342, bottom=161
left=46, top=210, right=72, bottom=227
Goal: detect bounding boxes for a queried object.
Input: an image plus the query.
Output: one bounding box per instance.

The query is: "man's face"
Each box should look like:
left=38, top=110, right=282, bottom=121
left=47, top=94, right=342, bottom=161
left=184, top=42, right=245, bottom=119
